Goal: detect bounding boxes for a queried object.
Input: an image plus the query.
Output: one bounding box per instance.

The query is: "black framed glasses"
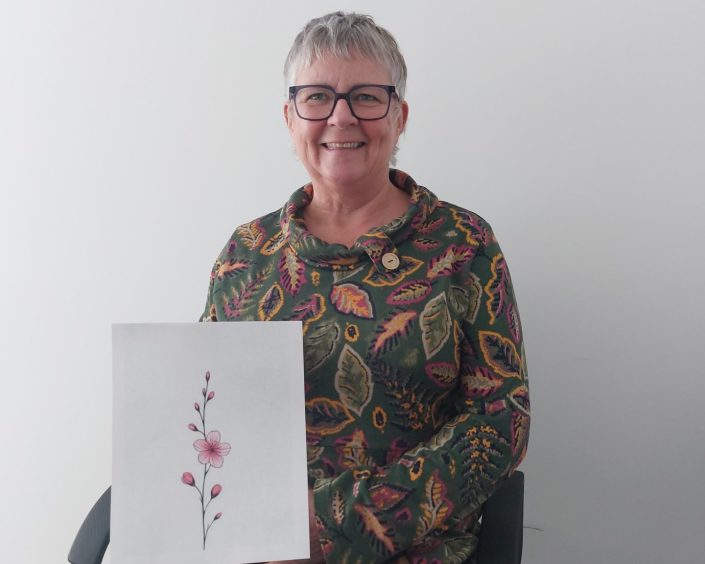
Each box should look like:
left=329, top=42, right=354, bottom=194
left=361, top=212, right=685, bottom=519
left=288, top=84, right=397, bottom=121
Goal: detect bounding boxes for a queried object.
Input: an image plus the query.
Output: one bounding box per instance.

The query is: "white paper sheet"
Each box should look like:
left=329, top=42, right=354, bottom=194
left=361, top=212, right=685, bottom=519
left=112, top=322, right=309, bottom=564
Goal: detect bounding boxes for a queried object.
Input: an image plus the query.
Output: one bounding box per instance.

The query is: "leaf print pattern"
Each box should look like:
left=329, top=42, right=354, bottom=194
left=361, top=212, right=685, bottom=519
left=216, top=259, right=251, bottom=280
left=306, top=397, right=354, bottom=436
left=412, top=237, right=440, bottom=251
left=353, top=503, right=397, bottom=556
left=451, top=208, right=492, bottom=247
left=260, top=229, right=286, bottom=255
left=287, top=293, right=326, bottom=334
left=334, top=345, right=373, bottom=416
left=330, top=283, right=375, bottom=319
left=368, top=483, right=412, bottom=513
left=221, top=265, right=273, bottom=319
left=370, top=311, right=417, bottom=356
left=331, top=490, right=346, bottom=526
left=427, top=245, right=476, bottom=279
left=385, top=280, right=433, bottom=306
left=478, top=330, right=522, bottom=379
left=304, top=320, right=340, bottom=373
left=424, top=362, right=457, bottom=388
left=484, top=253, right=510, bottom=325
left=421, top=293, right=452, bottom=359
left=460, top=366, right=505, bottom=399
left=414, top=470, right=454, bottom=542
left=279, top=246, right=307, bottom=296
left=235, top=219, right=264, bottom=250
left=466, top=272, right=483, bottom=324
left=201, top=169, right=528, bottom=562
left=257, top=282, right=284, bottom=321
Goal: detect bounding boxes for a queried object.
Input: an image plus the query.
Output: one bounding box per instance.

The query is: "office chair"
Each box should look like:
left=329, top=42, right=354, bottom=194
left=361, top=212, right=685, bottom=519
left=68, top=470, right=524, bottom=564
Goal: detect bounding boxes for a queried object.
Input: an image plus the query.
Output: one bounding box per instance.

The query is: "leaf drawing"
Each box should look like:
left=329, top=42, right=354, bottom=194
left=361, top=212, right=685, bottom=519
left=420, top=293, right=452, bottom=359
left=257, top=282, right=284, bottom=321
left=306, top=397, right=354, bottom=436
left=335, top=345, right=373, bottom=416
left=279, top=246, right=307, bottom=296
left=414, top=470, right=454, bottom=542
left=370, top=311, right=417, bottom=356
left=478, top=330, right=522, bottom=379
left=304, top=320, right=341, bottom=373
left=235, top=219, right=264, bottom=250
left=427, top=245, right=475, bottom=279
left=330, top=283, right=375, bottom=318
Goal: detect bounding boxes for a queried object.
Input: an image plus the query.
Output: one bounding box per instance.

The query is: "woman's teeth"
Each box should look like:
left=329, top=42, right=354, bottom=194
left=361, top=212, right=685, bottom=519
left=323, top=142, right=364, bottom=149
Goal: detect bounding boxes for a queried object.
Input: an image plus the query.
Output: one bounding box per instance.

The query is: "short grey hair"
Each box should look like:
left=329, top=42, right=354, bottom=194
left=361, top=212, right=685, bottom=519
left=284, top=12, right=408, bottom=100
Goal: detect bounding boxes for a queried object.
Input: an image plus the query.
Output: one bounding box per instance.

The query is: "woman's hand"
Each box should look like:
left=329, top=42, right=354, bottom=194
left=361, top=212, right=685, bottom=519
left=264, top=489, right=325, bottom=564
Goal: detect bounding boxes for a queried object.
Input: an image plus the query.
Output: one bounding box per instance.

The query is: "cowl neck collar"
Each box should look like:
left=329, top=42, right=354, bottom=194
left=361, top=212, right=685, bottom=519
left=280, top=169, right=438, bottom=271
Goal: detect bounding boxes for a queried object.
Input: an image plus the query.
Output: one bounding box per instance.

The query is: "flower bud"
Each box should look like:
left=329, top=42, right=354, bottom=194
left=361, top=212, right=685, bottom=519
left=214, top=512, right=222, bottom=520
left=205, top=371, right=211, bottom=382
left=194, top=402, right=200, bottom=412
left=188, top=423, right=198, bottom=432
left=181, top=472, right=195, bottom=486
left=207, top=391, right=215, bottom=401
left=202, top=387, right=207, bottom=397
left=211, top=484, right=222, bottom=498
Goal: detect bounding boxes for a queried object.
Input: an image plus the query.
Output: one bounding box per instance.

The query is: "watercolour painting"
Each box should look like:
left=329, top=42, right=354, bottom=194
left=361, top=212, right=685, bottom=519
left=112, top=322, right=309, bottom=564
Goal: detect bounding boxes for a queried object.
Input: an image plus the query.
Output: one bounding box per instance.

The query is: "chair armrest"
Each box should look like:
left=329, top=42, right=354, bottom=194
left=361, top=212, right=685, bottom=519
left=476, top=470, right=524, bottom=564
left=68, top=486, right=111, bottom=564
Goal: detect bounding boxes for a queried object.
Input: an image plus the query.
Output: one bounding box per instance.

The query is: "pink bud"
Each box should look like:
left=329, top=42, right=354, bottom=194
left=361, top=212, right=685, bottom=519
left=202, top=387, right=207, bottom=397
left=207, top=391, right=215, bottom=401
left=214, top=512, right=222, bottom=520
left=211, top=484, right=222, bottom=498
left=205, top=371, right=211, bottom=382
left=194, top=402, right=200, bottom=412
left=181, top=472, right=195, bottom=486
left=188, top=423, right=198, bottom=432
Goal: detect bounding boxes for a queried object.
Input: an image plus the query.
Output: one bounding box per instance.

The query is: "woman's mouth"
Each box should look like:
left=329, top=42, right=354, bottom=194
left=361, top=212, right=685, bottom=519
left=322, top=142, right=365, bottom=149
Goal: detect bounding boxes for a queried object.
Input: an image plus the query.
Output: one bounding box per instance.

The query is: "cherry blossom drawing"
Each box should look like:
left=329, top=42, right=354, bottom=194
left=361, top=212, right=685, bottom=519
left=181, top=370, right=231, bottom=549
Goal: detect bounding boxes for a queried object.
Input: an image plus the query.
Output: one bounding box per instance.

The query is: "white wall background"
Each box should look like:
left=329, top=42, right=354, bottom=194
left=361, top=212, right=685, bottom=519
left=1, top=1, right=703, bottom=563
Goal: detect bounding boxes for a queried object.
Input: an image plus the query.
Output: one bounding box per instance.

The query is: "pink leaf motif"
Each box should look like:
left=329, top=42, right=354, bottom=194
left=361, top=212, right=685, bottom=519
left=194, top=430, right=231, bottom=468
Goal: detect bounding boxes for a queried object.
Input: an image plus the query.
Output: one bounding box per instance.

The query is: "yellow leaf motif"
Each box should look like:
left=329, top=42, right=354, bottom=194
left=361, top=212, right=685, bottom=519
left=478, top=330, right=522, bottom=379
left=414, top=470, right=454, bottom=542
left=331, top=490, right=346, bottom=526
left=305, top=397, right=354, bottom=436
left=235, top=220, right=264, bottom=250
left=257, top=282, right=284, bottom=321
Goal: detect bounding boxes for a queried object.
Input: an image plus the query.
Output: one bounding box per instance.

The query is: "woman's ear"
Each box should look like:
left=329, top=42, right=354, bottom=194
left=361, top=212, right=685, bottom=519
left=397, top=100, right=409, bottom=134
left=283, top=101, right=294, bottom=132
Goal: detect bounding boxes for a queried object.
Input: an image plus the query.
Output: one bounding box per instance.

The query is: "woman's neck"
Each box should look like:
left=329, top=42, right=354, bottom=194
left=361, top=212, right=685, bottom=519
left=302, top=177, right=410, bottom=248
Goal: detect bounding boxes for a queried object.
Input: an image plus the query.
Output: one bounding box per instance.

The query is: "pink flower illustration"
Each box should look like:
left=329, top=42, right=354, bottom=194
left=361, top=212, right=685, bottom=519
left=194, top=430, right=231, bottom=468
left=181, top=472, right=195, bottom=486
left=211, top=484, right=222, bottom=498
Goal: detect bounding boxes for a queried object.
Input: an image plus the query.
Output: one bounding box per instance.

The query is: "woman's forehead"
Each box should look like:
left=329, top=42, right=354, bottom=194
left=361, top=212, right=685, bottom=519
left=292, top=53, right=392, bottom=86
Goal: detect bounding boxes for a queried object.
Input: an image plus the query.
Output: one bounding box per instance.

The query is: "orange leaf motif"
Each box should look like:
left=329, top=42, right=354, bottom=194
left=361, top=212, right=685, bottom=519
left=370, top=311, right=417, bottom=356
left=330, top=283, right=374, bottom=319
left=478, top=331, right=522, bottom=379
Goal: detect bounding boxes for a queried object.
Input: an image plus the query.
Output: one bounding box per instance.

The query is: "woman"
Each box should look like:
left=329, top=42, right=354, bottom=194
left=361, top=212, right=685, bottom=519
left=201, top=12, right=529, bottom=564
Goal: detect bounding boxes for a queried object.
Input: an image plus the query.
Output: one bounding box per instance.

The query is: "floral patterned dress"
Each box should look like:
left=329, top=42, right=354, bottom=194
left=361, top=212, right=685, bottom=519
left=201, top=169, right=530, bottom=563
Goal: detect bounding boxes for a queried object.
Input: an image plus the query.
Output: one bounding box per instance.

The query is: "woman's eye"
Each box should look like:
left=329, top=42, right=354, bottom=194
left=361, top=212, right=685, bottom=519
left=306, top=92, right=330, bottom=103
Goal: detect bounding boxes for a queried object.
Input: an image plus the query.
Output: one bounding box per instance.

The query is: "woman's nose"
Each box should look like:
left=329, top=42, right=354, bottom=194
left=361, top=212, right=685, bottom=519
left=327, top=97, right=358, bottom=127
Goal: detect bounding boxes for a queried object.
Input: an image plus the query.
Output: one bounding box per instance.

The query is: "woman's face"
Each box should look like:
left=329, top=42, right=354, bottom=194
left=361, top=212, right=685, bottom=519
left=284, top=55, right=408, bottom=190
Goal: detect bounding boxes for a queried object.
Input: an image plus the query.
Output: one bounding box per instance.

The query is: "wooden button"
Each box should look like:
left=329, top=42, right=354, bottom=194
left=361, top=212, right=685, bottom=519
left=381, top=252, right=400, bottom=270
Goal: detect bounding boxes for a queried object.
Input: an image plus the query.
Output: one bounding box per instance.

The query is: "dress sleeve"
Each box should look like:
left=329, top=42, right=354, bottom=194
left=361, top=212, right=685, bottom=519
left=312, top=229, right=530, bottom=562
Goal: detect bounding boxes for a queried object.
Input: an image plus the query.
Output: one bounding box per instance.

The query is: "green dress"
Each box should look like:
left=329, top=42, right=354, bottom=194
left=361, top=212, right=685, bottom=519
left=201, top=169, right=530, bottom=563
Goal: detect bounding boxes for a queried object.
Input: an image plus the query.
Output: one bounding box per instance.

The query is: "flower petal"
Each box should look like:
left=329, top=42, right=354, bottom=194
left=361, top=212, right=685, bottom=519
left=206, top=430, right=221, bottom=443
left=193, top=439, right=208, bottom=452
left=210, top=454, right=224, bottom=468
left=217, top=442, right=231, bottom=456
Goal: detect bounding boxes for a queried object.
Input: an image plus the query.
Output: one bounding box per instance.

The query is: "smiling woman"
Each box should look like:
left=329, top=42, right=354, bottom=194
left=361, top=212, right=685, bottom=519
left=201, top=11, right=529, bottom=564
